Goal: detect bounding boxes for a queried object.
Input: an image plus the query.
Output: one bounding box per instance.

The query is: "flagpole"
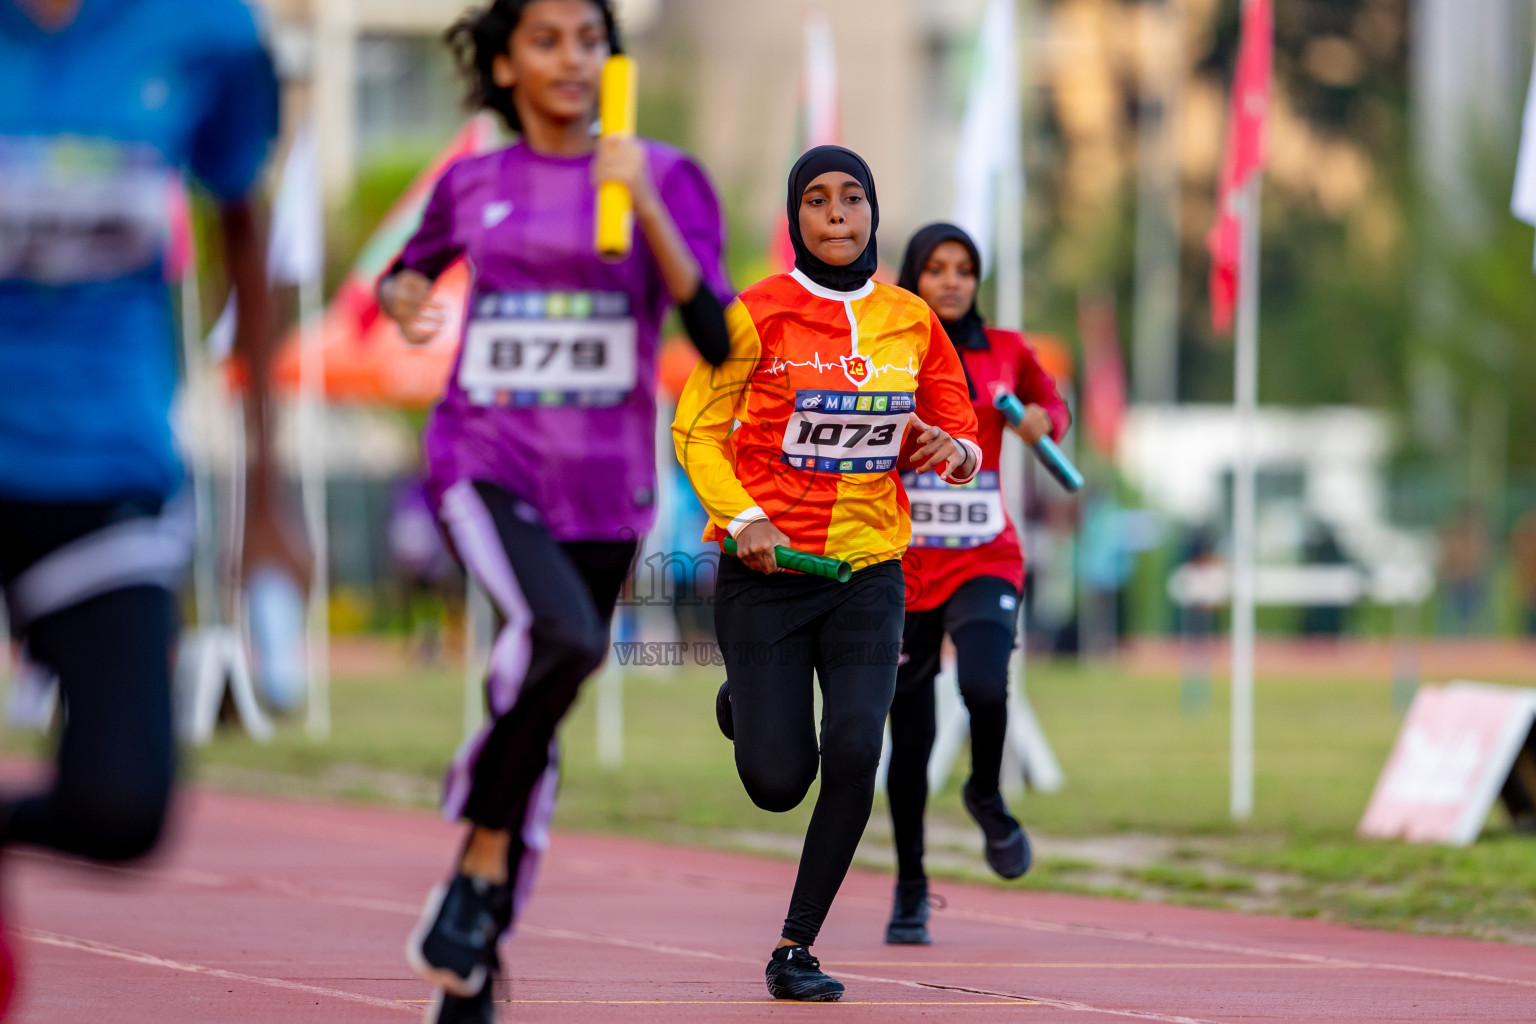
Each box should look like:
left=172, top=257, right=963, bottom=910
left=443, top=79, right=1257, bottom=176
left=1229, top=149, right=1262, bottom=822
left=300, top=266, right=330, bottom=740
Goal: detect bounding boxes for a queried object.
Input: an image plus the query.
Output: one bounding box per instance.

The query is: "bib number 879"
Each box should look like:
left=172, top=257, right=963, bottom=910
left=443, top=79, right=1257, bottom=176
left=793, top=420, right=897, bottom=449
left=912, top=500, right=992, bottom=524
left=488, top=336, right=608, bottom=371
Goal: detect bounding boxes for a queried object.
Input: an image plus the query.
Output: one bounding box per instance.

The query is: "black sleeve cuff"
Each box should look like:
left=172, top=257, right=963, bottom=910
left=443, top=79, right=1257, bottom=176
left=678, top=285, right=729, bottom=367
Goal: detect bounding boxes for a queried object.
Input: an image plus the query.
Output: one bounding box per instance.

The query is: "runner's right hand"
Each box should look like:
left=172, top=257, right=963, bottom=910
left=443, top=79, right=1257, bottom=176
left=734, top=518, right=791, bottom=575
left=381, top=270, right=447, bottom=345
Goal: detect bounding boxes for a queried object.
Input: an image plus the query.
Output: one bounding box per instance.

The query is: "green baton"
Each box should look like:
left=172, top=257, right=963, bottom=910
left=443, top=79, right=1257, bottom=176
left=721, top=538, right=852, bottom=583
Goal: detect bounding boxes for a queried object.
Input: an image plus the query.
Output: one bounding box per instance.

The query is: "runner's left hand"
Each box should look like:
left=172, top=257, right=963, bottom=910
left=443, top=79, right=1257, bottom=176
left=1011, top=404, right=1053, bottom=445
left=908, top=413, right=974, bottom=477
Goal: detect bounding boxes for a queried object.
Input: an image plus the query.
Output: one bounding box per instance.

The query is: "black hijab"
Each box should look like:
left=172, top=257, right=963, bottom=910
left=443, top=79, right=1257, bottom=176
left=898, top=222, right=987, bottom=399
left=786, top=145, right=879, bottom=293
left=897, top=222, right=988, bottom=353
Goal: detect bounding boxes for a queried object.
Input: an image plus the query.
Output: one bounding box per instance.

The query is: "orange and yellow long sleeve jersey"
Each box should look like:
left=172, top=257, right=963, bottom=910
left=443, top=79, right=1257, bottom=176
left=672, top=270, right=981, bottom=567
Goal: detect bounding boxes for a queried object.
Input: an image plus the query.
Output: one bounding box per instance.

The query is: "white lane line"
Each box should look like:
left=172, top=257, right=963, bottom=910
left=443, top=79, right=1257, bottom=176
left=546, top=855, right=1536, bottom=993
left=895, top=902, right=1536, bottom=993
left=24, top=861, right=1221, bottom=1024
left=30, top=811, right=1536, bottom=1001
left=20, top=929, right=415, bottom=1014
left=520, top=925, right=1225, bottom=1024
left=169, top=806, right=1536, bottom=992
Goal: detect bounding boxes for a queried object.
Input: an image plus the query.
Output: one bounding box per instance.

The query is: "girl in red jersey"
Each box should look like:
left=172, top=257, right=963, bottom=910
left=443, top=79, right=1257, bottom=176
left=884, top=223, right=1071, bottom=945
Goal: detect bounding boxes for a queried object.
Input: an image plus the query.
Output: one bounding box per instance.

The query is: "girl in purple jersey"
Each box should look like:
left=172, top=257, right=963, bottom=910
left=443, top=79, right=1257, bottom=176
left=378, top=1, right=731, bottom=1019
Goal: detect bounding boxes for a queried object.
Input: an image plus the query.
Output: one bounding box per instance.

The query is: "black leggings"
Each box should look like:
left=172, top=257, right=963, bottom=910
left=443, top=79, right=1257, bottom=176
left=716, top=556, right=903, bottom=946
left=888, top=575, right=1018, bottom=882
left=0, top=500, right=178, bottom=863
left=435, top=481, right=634, bottom=922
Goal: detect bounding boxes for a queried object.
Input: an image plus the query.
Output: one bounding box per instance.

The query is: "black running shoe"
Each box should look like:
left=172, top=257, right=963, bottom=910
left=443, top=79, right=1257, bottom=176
left=407, top=874, right=510, bottom=997
left=425, top=956, right=501, bottom=1024
left=715, top=679, right=734, bottom=741
left=963, top=781, right=1032, bottom=880
left=884, top=878, right=932, bottom=945
left=765, top=945, right=844, bottom=1002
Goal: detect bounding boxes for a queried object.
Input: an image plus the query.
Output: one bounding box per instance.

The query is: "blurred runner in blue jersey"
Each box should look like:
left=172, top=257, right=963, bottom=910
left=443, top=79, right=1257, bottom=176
left=0, top=0, right=301, bottom=1006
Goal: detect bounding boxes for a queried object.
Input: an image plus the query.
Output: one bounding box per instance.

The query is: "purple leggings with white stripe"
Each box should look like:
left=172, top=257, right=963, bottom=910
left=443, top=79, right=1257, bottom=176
left=435, top=480, right=636, bottom=924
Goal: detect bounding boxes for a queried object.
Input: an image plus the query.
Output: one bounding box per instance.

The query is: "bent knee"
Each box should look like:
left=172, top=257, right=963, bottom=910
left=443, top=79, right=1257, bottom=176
left=737, top=761, right=817, bottom=813
left=534, top=616, right=610, bottom=677
left=819, top=735, right=885, bottom=785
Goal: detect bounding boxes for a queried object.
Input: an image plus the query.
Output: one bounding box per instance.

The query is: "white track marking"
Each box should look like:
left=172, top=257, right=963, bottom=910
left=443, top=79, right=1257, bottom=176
left=20, top=929, right=415, bottom=1013
left=25, top=815, right=1536, bottom=1007
left=890, top=901, right=1536, bottom=993
left=508, top=925, right=1226, bottom=1024
left=547, top=854, right=1536, bottom=993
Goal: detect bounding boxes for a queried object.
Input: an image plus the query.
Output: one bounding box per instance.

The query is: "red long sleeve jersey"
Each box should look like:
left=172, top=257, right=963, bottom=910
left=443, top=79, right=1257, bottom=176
left=901, top=327, right=1071, bottom=611
left=672, top=271, right=981, bottom=568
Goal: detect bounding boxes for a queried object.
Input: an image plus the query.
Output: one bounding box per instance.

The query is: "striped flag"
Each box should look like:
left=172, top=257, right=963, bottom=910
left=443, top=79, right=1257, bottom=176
left=771, top=12, right=841, bottom=272
left=951, top=0, right=1021, bottom=279
left=208, top=122, right=324, bottom=358
left=1207, top=0, right=1273, bottom=333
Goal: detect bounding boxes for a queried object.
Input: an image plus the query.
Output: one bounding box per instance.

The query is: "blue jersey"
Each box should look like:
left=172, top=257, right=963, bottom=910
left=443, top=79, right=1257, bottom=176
left=0, top=0, right=278, bottom=502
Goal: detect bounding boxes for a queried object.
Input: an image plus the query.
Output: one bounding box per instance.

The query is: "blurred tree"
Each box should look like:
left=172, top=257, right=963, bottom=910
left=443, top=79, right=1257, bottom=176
left=1024, top=0, right=1413, bottom=413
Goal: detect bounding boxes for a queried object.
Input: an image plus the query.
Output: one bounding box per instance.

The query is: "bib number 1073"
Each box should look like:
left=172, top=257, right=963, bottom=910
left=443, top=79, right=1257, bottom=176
left=791, top=419, right=898, bottom=449
left=780, top=389, right=912, bottom=474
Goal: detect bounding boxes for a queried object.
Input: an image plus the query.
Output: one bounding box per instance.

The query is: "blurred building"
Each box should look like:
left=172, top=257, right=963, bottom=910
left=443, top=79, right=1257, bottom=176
left=1118, top=405, right=1429, bottom=571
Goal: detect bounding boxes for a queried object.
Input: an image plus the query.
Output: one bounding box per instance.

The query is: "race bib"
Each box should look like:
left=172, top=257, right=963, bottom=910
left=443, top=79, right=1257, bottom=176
left=459, top=291, right=637, bottom=408
left=0, top=136, right=171, bottom=285
left=781, top=389, right=912, bottom=474
left=903, top=470, right=1006, bottom=548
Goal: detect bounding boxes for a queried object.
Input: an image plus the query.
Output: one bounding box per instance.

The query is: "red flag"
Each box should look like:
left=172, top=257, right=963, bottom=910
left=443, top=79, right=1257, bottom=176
left=1207, top=0, right=1273, bottom=334
left=1079, top=292, right=1125, bottom=458
left=163, top=180, right=195, bottom=282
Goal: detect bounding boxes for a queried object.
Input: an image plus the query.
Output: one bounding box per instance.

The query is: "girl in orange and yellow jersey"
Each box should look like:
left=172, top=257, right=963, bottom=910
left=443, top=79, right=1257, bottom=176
left=672, top=146, right=980, bottom=1002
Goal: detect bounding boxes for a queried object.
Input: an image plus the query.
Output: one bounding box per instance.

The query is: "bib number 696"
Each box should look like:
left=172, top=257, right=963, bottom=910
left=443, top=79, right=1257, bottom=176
left=911, top=500, right=993, bottom=525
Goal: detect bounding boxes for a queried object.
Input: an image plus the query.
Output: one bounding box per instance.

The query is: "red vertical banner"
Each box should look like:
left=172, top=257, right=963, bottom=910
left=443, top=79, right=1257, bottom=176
left=1079, top=291, right=1126, bottom=458
left=1207, top=0, right=1273, bottom=334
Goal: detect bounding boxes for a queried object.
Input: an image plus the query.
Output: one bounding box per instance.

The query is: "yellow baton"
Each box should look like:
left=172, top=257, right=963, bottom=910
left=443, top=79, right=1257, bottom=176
left=595, top=54, right=637, bottom=261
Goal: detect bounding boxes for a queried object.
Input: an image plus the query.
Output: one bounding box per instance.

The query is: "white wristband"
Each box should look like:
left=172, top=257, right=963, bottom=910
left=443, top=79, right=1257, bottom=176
left=727, top=506, right=769, bottom=538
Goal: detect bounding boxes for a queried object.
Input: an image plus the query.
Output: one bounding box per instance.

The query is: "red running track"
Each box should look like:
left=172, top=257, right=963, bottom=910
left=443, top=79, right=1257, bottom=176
left=4, top=788, right=1535, bottom=1023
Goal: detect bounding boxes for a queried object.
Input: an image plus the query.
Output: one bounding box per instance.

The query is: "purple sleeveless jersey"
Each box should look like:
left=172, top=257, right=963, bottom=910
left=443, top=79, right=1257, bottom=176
left=395, top=140, right=730, bottom=542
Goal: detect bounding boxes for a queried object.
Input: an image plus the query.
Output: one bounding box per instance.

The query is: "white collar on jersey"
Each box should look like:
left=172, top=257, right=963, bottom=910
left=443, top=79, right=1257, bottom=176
left=789, top=267, right=875, bottom=303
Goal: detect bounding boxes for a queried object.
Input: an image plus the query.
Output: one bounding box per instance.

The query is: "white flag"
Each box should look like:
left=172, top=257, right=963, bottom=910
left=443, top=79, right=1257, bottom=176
left=951, top=0, right=1021, bottom=278
left=269, top=123, right=323, bottom=286
left=1513, top=53, right=1536, bottom=267
left=208, top=123, right=323, bottom=358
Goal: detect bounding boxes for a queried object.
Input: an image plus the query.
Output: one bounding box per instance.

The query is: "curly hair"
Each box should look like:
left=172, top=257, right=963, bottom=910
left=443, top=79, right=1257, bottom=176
left=445, top=0, right=624, bottom=133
